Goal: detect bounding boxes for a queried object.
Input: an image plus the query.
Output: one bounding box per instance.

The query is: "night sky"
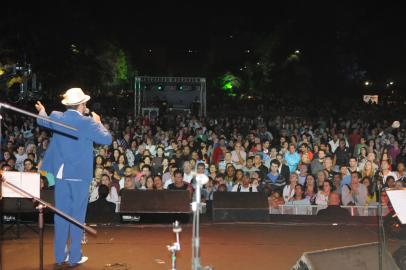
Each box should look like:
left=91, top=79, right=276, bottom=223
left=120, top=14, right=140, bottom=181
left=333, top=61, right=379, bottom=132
left=1, top=1, right=405, bottom=95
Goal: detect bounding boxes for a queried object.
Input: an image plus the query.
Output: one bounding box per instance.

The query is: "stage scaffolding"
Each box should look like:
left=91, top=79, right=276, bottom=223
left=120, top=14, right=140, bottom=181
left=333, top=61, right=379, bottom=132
left=134, top=76, right=206, bottom=118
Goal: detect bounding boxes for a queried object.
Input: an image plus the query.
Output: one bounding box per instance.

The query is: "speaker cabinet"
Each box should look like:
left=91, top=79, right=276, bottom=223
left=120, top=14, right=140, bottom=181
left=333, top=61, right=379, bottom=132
left=292, top=242, right=399, bottom=270
left=212, top=192, right=270, bottom=222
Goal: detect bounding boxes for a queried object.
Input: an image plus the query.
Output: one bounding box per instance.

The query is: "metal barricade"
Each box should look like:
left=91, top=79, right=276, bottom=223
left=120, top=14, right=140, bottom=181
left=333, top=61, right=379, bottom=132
left=270, top=204, right=389, bottom=216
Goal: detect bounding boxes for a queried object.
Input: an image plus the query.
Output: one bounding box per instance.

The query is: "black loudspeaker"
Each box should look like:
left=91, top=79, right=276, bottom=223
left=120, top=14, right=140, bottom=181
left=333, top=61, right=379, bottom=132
left=291, top=242, right=399, bottom=270
left=119, top=190, right=191, bottom=213
left=212, top=192, right=270, bottom=222
left=393, top=245, right=406, bottom=270
left=385, top=211, right=406, bottom=240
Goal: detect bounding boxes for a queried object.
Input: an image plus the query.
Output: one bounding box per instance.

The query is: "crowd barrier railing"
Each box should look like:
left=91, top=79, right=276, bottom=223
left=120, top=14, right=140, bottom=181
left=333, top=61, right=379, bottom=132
left=270, top=204, right=390, bottom=216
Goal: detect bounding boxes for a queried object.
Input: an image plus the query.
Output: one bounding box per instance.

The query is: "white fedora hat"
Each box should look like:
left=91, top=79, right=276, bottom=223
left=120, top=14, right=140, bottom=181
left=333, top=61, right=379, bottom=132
left=61, top=88, right=90, bottom=105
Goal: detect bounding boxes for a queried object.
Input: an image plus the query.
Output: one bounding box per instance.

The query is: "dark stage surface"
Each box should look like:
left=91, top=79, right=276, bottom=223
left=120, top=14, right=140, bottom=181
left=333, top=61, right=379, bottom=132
left=1, top=222, right=402, bottom=270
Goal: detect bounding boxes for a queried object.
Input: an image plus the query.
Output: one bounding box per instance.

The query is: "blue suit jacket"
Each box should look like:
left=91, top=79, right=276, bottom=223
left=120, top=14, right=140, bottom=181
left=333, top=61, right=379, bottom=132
left=37, top=110, right=112, bottom=182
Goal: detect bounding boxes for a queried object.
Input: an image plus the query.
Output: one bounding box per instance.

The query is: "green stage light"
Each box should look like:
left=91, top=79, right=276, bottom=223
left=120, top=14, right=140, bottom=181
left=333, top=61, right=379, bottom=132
left=157, top=85, right=163, bottom=91
left=222, top=82, right=233, bottom=90
left=177, top=84, right=184, bottom=91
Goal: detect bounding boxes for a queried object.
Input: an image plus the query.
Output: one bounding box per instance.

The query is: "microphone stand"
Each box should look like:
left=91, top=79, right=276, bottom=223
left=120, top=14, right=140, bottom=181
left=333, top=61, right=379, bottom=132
left=377, top=180, right=384, bottom=270
left=191, top=174, right=213, bottom=270
left=0, top=102, right=77, bottom=131
left=1, top=177, right=97, bottom=270
left=167, top=220, right=182, bottom=270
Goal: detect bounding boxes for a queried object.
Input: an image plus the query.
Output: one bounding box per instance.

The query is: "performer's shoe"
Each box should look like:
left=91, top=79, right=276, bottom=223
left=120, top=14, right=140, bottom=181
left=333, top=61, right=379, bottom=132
left=67, top=256, right=88, bottom=268
left=52, top=263, right=66, bottom=270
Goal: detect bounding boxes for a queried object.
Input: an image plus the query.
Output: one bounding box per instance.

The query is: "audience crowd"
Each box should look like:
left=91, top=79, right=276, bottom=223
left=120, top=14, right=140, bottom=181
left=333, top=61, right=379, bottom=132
left=1, top=98, right=405, bottom=218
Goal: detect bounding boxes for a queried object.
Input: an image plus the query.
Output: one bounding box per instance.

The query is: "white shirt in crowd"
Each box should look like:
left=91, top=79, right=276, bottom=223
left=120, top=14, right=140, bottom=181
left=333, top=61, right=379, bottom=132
left=163, top=177, right=174, bottom=189
left=282, top=185, right=295, bottom=203
left=315, top=191, right=329, bottom=205
left=382, top=171, right=398, bottom=184
left=14, top=153, right=27, bottom=172
left=231, top=184, right=258, bottom=192
left=183, top=172, right=194, bottom=183
left=231, top=150, right=246, bottom=169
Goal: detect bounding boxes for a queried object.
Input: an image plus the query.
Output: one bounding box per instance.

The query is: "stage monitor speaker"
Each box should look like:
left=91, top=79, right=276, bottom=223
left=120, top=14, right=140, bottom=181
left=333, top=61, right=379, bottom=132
left=393, top=245, right=406, bottom=270
left=291, top=242, right=399, bottom=270
left=212, top=192, right=270, bottom=222
left=119, top=190, right=191, bottom=213
left=385, top=210, right=406, bottom=240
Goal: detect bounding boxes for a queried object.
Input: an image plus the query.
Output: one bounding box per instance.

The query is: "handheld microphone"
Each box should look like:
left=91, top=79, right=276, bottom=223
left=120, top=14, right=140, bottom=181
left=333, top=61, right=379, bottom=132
left=392, top=121, right=400, bottom=129
left=84, top=108, right=91, bottom=117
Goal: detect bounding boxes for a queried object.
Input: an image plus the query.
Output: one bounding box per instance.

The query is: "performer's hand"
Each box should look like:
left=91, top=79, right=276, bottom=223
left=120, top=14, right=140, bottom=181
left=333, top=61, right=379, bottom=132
left=91, top=111, right=101, bottom=124
left=35, top=101, right=45, bottom=112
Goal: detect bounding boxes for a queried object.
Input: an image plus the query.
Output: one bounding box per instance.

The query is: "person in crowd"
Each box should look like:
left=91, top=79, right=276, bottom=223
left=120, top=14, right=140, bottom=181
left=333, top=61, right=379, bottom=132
left=14, top=144, right=27, bottom=172
left=145, top=176, right=155, bottom=190
left=168, top=169, right=189, bottom=190
left=153, top=175, right=164, bottom=190
left=231, top=141, right=246, bottom=169
left=315, top=180, right=334, bottom=205
left=90, top=174, right=119, bottom=210
left=163, top=163, right=177, bottom=188
left=283, top=173, right=299, bottom=203
left=86, top=184, right=119, bottom=224
left=347, top=156, right=360, bottom=174
left=224, top=164, right=236, bottom=190
left=217, top=183, right=228, bottom=192
left=40, top=175, right=50, bottom=190
left=268, top=190, right=285, bottom=210
left=266, top=159, right=287, bottom=191
left=360, top=176, right=376, bottom=205
left=299, top=143, right=313, bottom=164
left=317, top=192, right=350, bottom=217
left=94, top=155, right=104, bottom=169
left=120, top=175, right=136, bottom=194
left=304, top=174, right=317, bottom=204
left=231, top=174, right=258, bottom=192
left=341, top=172, right=367, bottom=206
left=394, top=161, right=406, bottom=182
left=242, top=156, right=259, bottom=176
left=297, top=164, right=308, bottom=185
left=23, top=158, right=36, bottom=172
left=253, top=154, right=269, bottom=179
left=284, top=143, right=301, bottom=173
left=384, top=175, right=397, bottom=189
left=234, top=169, right=244, bottom=186
left=182, top=160, right=194, bottom=183
left=316, top=171, right=327, bottom=190
left=208, top=164, right=218, bottom=180
left=285, top=184, right=311, bottom=214
left=323, top=157, right=335, bottom=181
left=276, top=153, right=290, bottom=181
left=379, top=159, right=397, bottom=184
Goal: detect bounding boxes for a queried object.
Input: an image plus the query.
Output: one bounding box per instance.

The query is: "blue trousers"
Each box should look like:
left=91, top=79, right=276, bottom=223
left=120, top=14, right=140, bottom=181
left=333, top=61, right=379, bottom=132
left=54, top=179, right=89, bottom=264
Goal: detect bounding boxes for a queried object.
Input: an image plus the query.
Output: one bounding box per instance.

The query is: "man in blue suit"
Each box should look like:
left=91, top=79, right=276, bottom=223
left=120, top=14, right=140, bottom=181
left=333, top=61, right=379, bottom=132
left=35, top=88, right=112, bottom=268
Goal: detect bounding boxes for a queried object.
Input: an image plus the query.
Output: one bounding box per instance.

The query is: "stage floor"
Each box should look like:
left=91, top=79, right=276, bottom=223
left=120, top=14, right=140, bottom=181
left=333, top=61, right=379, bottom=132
left=0, top=222, right=401, bottom=270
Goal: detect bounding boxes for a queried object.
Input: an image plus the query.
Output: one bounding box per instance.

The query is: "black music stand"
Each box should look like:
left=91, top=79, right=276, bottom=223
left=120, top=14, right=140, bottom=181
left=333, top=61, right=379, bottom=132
left=1, top=172, right=40, bottom=239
